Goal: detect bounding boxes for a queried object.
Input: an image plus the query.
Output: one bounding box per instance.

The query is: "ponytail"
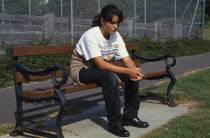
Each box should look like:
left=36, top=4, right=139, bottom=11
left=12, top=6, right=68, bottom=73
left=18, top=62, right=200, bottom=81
left=92, top=14, right=101, bottom=27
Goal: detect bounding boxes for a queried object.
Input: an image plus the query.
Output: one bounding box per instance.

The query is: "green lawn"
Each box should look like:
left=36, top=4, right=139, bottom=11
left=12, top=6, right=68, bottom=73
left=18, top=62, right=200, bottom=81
left=139, top=68, right=210, bottom=138
left=0, top=123, right=14, bottom=136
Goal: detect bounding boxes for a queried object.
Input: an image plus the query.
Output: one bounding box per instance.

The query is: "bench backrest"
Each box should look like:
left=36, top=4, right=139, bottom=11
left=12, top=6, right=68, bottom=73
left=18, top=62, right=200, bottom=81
left=12, top=43, right=139, bottom=83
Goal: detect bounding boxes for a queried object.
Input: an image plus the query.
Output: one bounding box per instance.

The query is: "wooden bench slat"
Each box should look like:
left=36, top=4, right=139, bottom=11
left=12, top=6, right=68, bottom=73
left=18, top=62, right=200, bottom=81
left=125, top=43, right=138, bottom=51
left=111, top=59, right=140, bottom=67
left=22, top=83, right=97, bottom=99
left=21, top=71, right=168, bottom=99
left=12, top=44, right=138, bottom=57
left=15, top=67, right=70, bottom=83
left=143, top=71, right=167, bottom=79
left=12, top=45, right=76, bottom=57
left=63, top=83, right=98, bottom=93
left=15, top=60, right=140, bottom=83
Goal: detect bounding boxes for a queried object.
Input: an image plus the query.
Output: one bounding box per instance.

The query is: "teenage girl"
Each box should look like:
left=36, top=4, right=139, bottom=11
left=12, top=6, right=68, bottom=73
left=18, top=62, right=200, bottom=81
left=70, top=4, right=149, bottom=137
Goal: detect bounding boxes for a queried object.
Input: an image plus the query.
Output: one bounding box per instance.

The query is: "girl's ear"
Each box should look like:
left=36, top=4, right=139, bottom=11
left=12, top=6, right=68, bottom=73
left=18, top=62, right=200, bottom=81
left=100, top=18, right=105, bottom=25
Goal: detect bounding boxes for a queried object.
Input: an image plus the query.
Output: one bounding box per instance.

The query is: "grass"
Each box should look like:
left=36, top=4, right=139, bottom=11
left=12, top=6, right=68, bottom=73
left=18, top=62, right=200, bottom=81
left=0, top=123, right=15, bottom=136
left=139, top=67, right=210, bottom=138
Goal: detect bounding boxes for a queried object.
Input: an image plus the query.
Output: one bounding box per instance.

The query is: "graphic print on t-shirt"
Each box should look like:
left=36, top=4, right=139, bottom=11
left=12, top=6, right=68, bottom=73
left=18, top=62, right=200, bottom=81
left=101, top=44, right=119, bottom=62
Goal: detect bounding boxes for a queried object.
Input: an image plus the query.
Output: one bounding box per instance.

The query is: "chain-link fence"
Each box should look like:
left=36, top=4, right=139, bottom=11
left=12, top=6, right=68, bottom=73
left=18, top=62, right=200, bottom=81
left=0, top=0, right=206, bottom=89
left=0, top=0, right=205, bottom=46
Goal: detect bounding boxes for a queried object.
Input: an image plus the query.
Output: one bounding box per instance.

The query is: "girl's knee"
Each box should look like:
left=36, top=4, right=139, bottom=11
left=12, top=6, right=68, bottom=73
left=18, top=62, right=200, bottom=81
left=101, top=71, right=117, bottom=82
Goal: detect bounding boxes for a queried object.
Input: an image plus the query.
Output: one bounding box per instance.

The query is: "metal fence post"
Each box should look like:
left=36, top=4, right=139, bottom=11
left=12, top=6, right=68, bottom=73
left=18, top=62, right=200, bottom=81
left=174, top=0, right=177, bottom=38
left=71, top=0, right=74, bottom=44
left=28, top=0, right=32, bottom=25
left=61, top=0, right=63, bottom=26
left=154, top=22, right=162, bottom=40
left=188, top=0, right=200, bottom=38
left=144, top=0, right=147, bottom=23
left=128, top=20, right=134, bottom=37
left=133, top=0, right=136, bottom=38
left=29, top=0, right=31, bottom=16
left=98, top=0, right=101, bottom=13
left=202, top=0, right=205, bottom=40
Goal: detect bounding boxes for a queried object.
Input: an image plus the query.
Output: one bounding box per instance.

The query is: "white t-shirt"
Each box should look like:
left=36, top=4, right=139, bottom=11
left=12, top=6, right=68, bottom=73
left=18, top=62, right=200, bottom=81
left=76, top=26, right=129, bottom=62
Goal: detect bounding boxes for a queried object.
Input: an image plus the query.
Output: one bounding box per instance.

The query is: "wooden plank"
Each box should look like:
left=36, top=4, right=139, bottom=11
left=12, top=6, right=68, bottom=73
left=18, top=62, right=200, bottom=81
left=112, top=60, right=140, bottom=67
left=74, top=19, right=92, bottom=24
left=21, top=71, right=168, bottom=99
left=22, top=83, right=98, bottom=99
left=0, top=24, right=44, bottom=32
left=12, top=45, right=76, bottom=57
left=54, top=17, right=70, bottom=24
left=12, top=43, right=138, bottom=57
left=125, top=43, right=138, bottom=51
left=0, top=13, right=44, bottom=22
left=143, top=71, right=167, bottom=79
left=136, top=23, right=154, bottom=28
left=15, top=60, right=140, bottom=83
left=63, top=83, right=98, bottom=94
left=15, top=67, right=70, bottom=83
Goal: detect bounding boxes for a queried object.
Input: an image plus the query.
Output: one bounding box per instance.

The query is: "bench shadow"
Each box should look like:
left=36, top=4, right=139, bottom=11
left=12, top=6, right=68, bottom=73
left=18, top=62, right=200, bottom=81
left=139, top=91, right=168, bottom=104
left=22, top=90, right=125, bottom=131
left=21, top=90, right=168, bottom=134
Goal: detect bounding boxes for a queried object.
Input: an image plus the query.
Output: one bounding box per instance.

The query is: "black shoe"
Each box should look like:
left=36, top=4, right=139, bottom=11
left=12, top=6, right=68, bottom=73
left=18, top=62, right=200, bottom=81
left=108, top=123, right=130, bottom=137
left=122, top=117, right=149, bottom=128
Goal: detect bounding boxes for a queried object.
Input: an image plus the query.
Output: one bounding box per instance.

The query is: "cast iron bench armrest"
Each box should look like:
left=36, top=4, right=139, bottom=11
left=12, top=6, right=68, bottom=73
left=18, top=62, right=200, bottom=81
left=133, top=52, right=176, bottom=68
left=12, top=59, right=68, bottom=87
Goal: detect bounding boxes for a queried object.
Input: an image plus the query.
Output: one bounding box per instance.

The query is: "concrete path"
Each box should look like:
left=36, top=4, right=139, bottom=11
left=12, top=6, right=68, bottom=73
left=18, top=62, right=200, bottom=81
left=1, top=102, right=189, bottom=138
left=0, top=52, right=210, bottom=137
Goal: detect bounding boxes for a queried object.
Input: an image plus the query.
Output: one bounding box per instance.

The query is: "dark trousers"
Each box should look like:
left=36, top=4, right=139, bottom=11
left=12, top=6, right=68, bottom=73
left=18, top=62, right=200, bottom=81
left=79, top=68, right=140, bottom=125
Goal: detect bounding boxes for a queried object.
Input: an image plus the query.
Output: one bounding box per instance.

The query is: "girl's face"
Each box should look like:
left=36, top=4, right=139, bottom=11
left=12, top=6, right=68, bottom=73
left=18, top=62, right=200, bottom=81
left=100, top=15, right=119, bottom=39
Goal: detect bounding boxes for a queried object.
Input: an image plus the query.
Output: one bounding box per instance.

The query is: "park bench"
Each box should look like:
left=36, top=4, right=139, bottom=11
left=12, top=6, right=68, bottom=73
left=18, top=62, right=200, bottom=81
left=10, top=43, right=176, bottom=138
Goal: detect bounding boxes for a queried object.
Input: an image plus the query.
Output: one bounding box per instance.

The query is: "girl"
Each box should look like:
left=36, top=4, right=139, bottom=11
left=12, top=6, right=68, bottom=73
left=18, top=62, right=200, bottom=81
left=70, top=4, right=148, bottom=137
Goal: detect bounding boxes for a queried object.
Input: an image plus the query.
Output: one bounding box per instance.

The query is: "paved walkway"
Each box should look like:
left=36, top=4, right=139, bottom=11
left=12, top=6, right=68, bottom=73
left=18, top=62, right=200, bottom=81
left=0, top=52, right=210, bottom=138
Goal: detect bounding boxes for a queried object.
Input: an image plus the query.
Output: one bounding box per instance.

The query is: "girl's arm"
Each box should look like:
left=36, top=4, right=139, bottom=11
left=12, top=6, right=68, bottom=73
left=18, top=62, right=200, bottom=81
left=93, top=56, right=144, bottom=81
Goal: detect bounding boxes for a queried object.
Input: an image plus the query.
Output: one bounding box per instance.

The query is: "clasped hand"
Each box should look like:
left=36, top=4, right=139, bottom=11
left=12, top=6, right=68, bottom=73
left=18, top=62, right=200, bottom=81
left=128, top=68, right=144, bottom=81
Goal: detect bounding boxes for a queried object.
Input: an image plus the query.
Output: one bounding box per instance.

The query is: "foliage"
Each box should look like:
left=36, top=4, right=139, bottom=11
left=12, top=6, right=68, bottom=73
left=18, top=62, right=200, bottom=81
left=204, top=25, right=210, bottom=40
left=205, top=14, right=210, bottom=25
left=206, top=0, right=210, bottom=18
left=127, top=35, right=210, bottom=58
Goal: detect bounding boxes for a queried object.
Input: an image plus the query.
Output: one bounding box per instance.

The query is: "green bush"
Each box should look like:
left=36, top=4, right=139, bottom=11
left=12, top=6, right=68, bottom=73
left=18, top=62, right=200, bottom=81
left=128, top=36, right=210, bottom=58
left=204, top=14, right=209, bottom=25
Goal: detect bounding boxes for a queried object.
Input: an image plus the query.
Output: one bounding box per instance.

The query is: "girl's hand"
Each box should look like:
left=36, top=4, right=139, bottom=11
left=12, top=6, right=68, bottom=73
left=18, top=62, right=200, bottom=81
left=127, top=68, right=144, bottom=81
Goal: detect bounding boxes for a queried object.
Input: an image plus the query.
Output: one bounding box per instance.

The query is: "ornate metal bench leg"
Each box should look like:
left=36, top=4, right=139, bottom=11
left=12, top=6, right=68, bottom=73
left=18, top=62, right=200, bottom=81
left=54, top=88, right=67, bottom=138
left=55, top=104, right=65, bottom=138
left=10, top=98, right=24, bottom=136
left=167, top=70, right=177, bottom=107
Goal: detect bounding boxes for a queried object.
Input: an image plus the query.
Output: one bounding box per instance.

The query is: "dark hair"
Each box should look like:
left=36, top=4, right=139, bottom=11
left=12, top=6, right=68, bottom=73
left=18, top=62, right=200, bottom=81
left=92, top=4, right=124, bottom=27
